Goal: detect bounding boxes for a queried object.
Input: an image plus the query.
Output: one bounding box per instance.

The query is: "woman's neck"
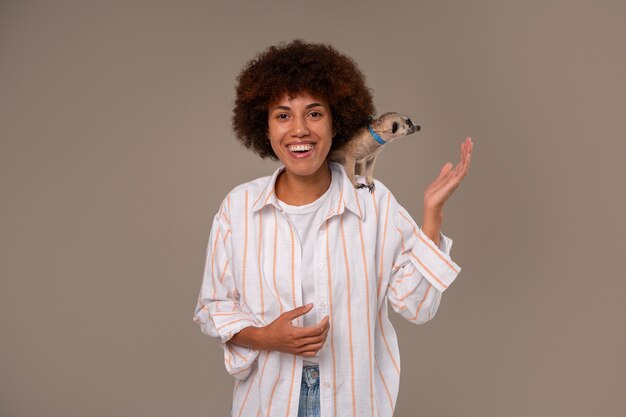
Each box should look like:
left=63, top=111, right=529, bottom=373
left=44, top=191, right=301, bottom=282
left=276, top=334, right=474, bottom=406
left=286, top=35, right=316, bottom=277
left=275, top=162, right=332, bottom=206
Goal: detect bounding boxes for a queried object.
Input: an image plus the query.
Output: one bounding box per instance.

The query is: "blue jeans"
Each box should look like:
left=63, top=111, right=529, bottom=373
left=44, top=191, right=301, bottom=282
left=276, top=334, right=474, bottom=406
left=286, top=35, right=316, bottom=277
left=298, top=365, right=320, bottom=417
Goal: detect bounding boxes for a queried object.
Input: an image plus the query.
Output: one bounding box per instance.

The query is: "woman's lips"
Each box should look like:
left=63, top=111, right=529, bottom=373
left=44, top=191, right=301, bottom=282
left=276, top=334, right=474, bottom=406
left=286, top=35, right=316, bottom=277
left=286, top=143, right=315, bottom=158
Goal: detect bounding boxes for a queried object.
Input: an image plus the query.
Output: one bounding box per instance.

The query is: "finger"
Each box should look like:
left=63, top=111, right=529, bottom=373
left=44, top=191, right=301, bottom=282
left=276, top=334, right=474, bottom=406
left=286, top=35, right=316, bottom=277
left=453, top=150, right=471, bottom=181
left=298, top=338, right=326, bottom=351
left=295, top=317, right=329, bottom=338
left=282, top=303, right=314, bottom=322
left=435, top=162, right=453, bottom=181
left=295, top=334, right=326, bottom=348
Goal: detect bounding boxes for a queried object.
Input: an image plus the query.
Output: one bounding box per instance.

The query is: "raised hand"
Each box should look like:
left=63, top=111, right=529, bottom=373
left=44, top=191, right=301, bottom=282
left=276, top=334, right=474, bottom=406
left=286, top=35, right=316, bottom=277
left=424, top=137, right=473, bottom=211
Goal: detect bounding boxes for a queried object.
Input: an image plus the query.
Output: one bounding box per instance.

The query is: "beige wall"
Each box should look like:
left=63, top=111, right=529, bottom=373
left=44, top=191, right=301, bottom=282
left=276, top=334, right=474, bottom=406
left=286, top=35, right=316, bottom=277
left=1, top=1, right=624, bottom=416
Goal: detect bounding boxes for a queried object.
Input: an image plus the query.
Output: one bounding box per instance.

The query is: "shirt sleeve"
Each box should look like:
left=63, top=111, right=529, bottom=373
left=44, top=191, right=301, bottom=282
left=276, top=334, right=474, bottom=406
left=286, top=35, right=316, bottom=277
left=193, top=201, right=261, bottom=380
left=386, top=202, right=462, bottom=324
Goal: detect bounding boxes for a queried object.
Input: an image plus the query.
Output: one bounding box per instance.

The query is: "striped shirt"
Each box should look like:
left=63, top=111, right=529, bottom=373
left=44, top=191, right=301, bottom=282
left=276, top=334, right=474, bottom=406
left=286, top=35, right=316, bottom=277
left=193, top=162, right=461, bottom=417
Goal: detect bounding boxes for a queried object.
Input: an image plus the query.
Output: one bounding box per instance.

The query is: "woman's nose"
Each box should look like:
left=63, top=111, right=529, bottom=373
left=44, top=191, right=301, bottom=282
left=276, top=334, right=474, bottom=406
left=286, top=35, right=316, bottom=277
left=291, top=116, right=309, bottom=137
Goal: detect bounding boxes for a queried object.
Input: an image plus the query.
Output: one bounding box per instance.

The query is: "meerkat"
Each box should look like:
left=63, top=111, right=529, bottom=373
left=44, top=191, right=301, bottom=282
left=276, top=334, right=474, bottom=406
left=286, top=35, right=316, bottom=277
left=329, top=112, right=420, bottom=192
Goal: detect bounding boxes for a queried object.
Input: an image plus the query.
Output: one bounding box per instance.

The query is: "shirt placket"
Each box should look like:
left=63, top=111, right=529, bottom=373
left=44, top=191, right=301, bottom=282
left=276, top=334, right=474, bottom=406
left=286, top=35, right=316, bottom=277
left=315, top=217, right=333, bottom=416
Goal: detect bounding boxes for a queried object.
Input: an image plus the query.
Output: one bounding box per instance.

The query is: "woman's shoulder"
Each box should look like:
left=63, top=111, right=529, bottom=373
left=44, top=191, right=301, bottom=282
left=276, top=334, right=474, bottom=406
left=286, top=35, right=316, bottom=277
left=218, top=172, right=277, bottom=212
left=328, top=163, right=400, bottom=221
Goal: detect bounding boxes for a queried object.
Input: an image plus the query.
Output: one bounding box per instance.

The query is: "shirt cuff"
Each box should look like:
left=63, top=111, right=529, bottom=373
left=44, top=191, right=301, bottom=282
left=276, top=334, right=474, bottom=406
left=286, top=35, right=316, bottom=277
left=410, top=228, right=461, bottom=292
left=217, top=317, right=260, bottom=344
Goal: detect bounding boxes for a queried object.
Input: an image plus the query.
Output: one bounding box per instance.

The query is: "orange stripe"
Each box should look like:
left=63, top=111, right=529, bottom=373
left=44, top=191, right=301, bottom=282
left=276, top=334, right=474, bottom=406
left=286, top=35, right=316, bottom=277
left=398, top=210, right=459, bottom=274
left=263, top=189, right=274, bottom=206
left=222, top=229, right=231, bottom=245
left=251, top=190, right=264, bottom=210
left=336, top=185, right=344, bottom=213
left=231, top=366, right=252, bottom=376
left=353, top=186, right=374, bottom=417
left=325, top=220, right=337, bottom=417
left=266, top=361, right=281, bottom=416
left=378, top=310, right=400, bottom=375
left=284, top=355, right=297, bottom=417
left=221, top=211, right=231, bottom=226
left=352, top=186, right=364, bottom=218
left=410, top=252, right=448, bottom=289
left=370, top=190, right=378, bottom=218
left=408, top=284, right=432, bottom=321
left=219, top=259, right=229, bottom=283
left=392, top=272, right=413, bottom=285
left=242, top=191, right=249, bottom=304
left=210, top=227, right=222, bottom=300
left=397, top=283, right=419, bottom=302
left=216, top=318, right=254, bottom=331
left=288, top=221, right=296, bottom=310
left=226, top=349, right=232, bottom=370
left=396, top=228, right=407, bottom=254
left=237, top=353, right=265, bottom=417
left=388, top=299, right=405, bottom=312
left=211, top=311, right=248, bottom=316
left=375, top=358, right=394, bottom=411
left=257, top=208, right=265, bottom=322
left=233, top=379, right=241, bottom=406
left=272, top=207, right=284, bottom=314
left=231, top=345, right=247, bottom=361
left=417, top=231, right=460, bottom=273
left=377, top=193, right=391, bottom=299
left=339, top=217, right=357, bottom=417
left=398, top=210, right=417, bottom=235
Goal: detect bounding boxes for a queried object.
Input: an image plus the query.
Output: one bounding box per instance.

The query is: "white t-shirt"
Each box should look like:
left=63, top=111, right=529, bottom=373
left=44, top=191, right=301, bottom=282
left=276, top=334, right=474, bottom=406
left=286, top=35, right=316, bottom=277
left=276, top=170, right=339, bottom=365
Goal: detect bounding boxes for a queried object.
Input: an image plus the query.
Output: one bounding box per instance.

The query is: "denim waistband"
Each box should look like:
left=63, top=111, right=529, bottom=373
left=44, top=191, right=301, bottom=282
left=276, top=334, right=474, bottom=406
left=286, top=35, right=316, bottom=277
left=302, top=365, right=319, bottom=388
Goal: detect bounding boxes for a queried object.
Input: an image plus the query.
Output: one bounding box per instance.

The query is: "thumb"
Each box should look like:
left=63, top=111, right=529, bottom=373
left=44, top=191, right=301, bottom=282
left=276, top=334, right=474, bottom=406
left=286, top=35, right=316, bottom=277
left=283, top=303, right=313, bottom=321
left=436, top=162, right=453, bottom=180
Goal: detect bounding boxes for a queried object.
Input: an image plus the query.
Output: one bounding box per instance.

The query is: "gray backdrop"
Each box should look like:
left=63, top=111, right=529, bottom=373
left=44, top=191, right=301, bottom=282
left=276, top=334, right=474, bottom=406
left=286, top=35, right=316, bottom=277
left=1, top=1, right=624, bottom=416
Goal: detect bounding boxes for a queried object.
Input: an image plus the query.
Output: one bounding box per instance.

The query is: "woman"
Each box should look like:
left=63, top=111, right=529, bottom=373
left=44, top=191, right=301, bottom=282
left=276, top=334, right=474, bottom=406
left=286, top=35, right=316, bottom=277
left=193, top=40, right=473, bottom=417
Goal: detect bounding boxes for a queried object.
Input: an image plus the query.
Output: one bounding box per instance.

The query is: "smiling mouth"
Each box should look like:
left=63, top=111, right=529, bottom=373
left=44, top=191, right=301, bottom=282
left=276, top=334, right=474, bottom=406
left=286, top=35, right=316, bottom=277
left=287, top=144, right=315, bottom=153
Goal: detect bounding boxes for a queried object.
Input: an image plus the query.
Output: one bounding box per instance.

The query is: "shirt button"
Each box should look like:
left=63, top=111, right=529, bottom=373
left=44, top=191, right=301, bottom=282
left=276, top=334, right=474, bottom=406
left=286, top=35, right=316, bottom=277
left=324, top=381, right=330, bottom=388
left=318, top=263, right=324, bottom=269
left=319, top=302, right=327, bottom=308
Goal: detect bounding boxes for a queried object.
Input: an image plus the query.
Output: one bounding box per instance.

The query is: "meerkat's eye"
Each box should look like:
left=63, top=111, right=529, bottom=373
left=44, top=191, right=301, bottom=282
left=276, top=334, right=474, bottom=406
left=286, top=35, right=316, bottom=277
left=392, top=122, right=398, bottom=134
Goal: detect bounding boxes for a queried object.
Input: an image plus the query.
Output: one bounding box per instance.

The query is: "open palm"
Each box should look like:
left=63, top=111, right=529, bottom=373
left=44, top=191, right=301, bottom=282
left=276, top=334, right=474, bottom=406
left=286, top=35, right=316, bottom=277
left=424, top=137, right=473, bottom=211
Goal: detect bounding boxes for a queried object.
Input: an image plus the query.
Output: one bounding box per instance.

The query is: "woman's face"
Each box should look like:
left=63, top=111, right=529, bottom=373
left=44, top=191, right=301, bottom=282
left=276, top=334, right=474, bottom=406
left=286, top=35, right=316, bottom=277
left=267, top=92, right=334, bottom=179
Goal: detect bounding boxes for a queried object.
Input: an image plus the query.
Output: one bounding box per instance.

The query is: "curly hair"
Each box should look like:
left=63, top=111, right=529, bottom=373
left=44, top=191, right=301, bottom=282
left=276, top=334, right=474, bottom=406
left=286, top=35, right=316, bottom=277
left=232, top=39, right=375, bottom=160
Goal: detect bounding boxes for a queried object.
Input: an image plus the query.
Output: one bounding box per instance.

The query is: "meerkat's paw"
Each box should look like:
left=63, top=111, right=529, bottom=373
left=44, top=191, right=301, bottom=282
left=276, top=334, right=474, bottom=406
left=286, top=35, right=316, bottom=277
left=367, top=183, right=376, bottom=193
left=355, top=183, right=369, bottom=190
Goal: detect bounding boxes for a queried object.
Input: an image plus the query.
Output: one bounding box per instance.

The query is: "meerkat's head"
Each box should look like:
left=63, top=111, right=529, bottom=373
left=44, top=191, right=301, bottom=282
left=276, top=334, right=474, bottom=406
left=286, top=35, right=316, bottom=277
left=368, top=112, right=420, bottom=143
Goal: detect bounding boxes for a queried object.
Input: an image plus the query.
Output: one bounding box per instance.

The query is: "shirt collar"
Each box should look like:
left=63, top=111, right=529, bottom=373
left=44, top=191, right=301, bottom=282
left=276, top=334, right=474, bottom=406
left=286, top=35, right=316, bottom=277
left=251, top=162, right=364, bottom=220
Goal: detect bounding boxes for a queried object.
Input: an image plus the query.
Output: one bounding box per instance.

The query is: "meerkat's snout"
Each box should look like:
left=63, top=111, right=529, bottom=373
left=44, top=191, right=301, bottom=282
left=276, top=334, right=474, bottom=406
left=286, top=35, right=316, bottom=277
left=406, top=118, right=420, bottom=134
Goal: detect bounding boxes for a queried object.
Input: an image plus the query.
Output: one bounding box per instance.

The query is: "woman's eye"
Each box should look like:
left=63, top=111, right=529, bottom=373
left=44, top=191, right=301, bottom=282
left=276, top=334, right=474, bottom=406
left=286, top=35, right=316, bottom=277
left=309, top=111, right=322, bottom=118
left=276, top=114, right=289, bottom=120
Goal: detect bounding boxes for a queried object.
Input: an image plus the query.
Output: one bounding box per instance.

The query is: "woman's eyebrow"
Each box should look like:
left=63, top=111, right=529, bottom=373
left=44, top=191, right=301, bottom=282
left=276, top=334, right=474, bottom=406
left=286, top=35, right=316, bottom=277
left=270, top=103, right=324, bottom=112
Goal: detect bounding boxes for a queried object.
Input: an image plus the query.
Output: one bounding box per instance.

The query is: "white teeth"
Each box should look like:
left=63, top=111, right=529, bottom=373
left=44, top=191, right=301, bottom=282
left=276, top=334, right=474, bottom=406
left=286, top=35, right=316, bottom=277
left=288, top=144, right=314, bottom=152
